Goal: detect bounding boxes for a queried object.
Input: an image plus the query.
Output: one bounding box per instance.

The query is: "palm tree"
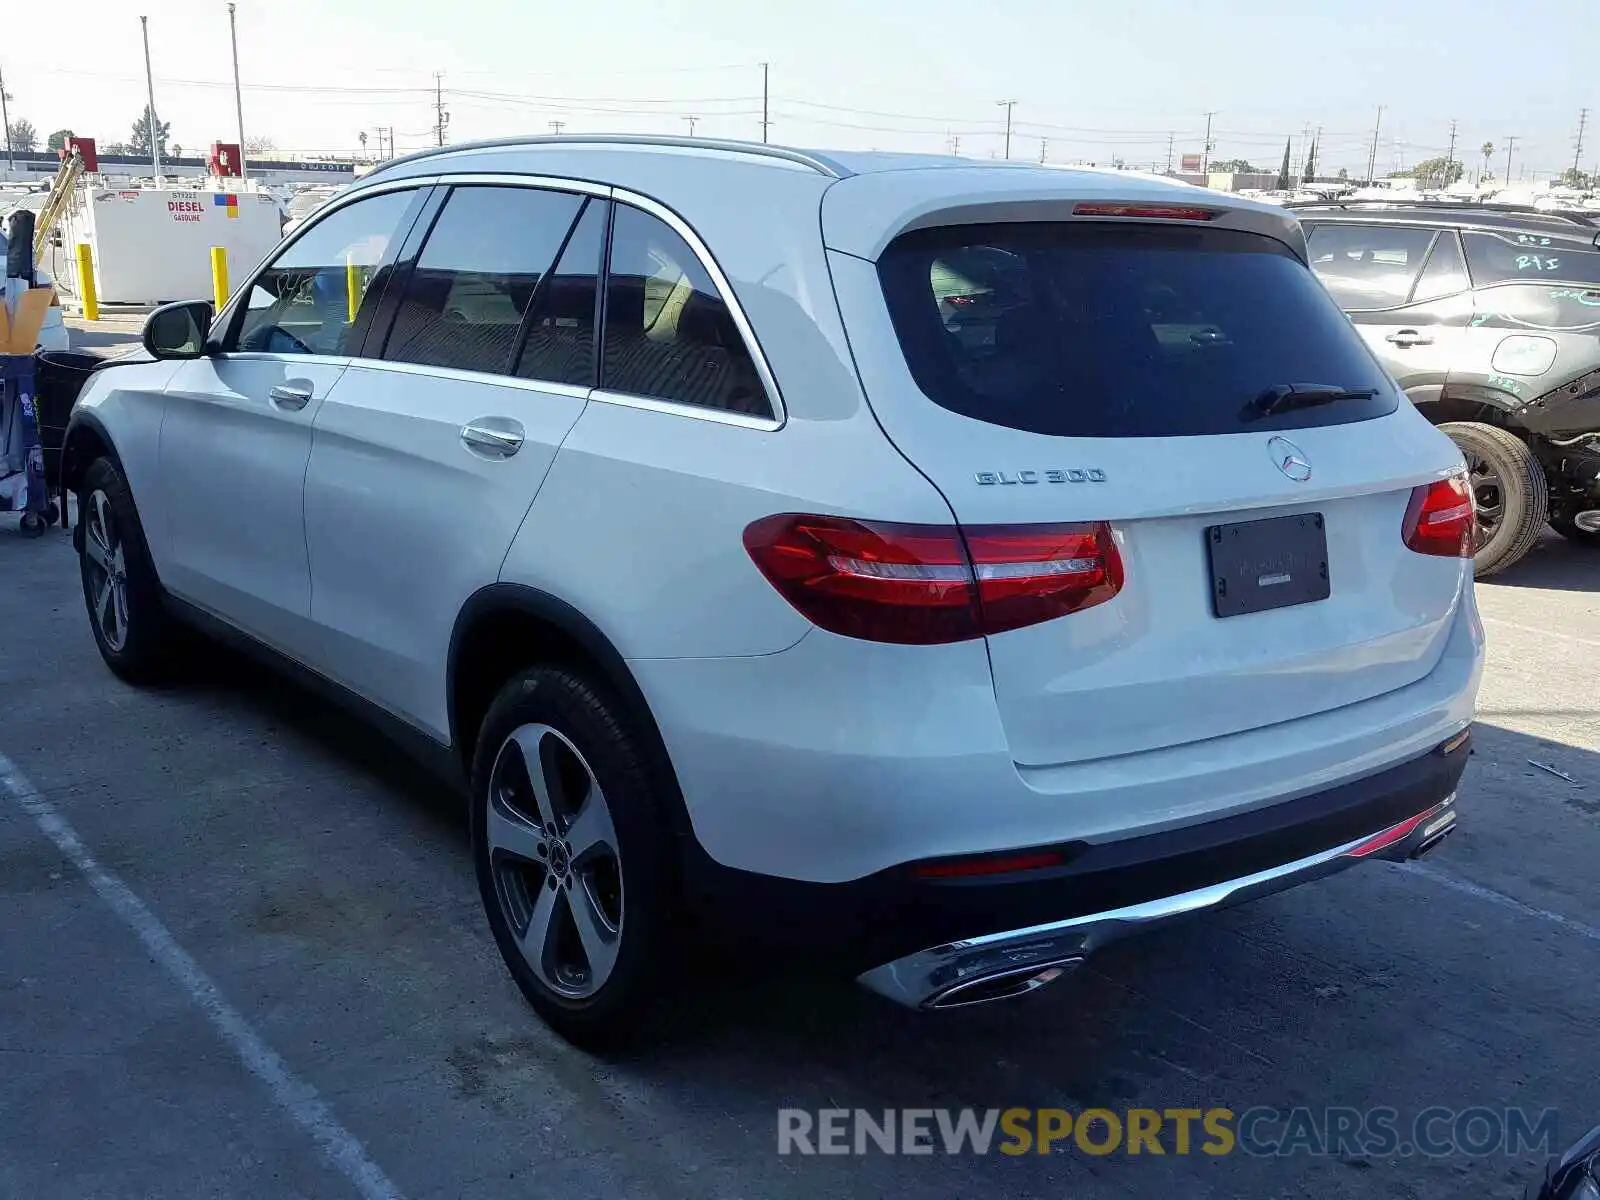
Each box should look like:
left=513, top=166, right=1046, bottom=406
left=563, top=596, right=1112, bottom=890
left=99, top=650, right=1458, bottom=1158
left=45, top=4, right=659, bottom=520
left=1480, top=142, right=1495, bottom=185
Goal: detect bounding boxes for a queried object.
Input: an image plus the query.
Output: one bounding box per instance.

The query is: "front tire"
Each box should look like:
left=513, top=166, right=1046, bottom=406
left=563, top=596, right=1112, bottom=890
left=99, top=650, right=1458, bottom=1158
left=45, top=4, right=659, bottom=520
left=471, top=666, right=678, bottom=1048
left=1438, top=422, right=1548, bottom=578
left=78, top=457, right=180, bottom=683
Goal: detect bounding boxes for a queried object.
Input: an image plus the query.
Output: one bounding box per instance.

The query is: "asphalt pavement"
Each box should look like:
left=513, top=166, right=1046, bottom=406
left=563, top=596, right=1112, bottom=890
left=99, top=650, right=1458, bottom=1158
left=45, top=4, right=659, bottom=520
left=0, top=505, right=1596, bottom=1199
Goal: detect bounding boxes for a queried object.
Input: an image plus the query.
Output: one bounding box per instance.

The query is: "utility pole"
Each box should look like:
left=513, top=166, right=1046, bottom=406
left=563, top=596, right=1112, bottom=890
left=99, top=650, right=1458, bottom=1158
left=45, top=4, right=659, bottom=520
left=1504, top=135, right=1518, bottom=186
left=760, top=62, right=769, bottom=144
left=549, top=120, right=565, bottom=135
left=1295, top=121, right=1310, bottom=178
left=433, top=73, right=449, bottom=147
left=1365, top=105, right=1384, bottom=184
left=1444, top=119, right=1458, bottom=188
left=1165, top=131, right=1174, bottom=174
left=140, top=16, right=163, bottom=184
left=1201, top=111, right=1217, bottom=174
left=1039, top=137, right=1047, bottom=164
left=227, top=3, right=247, bottom=178
left=1575, top=108, right=1590, bottom=180
left=684, top=116, right=698, bottom=136
left=0, top=65, right=13, bottom=174
left=948, top=132, right=960, bottom=156
left=997, top=99, right=1017, bottom=160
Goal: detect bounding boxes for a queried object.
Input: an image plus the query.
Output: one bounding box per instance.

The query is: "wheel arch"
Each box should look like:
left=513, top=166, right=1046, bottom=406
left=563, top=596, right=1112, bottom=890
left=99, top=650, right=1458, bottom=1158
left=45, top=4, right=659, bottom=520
left=447, top=584, right=694, bottom=841
left=60, top=410, right=123, bottom=499
left=1418, top=384, right=1536, bottom=439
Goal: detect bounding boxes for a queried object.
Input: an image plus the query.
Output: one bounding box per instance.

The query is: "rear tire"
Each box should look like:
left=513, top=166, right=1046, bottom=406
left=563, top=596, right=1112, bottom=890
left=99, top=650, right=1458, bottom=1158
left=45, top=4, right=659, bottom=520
left=1439, top=422, right=1547, bottom=578
left=471, top=665, right=679, bottom=1049
left=78, top=457, right=181, bottom=683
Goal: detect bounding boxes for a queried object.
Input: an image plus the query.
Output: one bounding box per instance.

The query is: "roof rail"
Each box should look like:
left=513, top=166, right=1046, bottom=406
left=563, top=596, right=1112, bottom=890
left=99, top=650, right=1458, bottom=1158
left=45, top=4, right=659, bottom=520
left=361, top=134, right=852, bottom=182
left=1282, top=198, right=1600, bottom=227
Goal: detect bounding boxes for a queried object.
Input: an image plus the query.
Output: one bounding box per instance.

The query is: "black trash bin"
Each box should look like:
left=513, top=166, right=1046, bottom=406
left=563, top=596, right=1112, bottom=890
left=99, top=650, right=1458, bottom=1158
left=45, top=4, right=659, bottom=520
left=34, top=350, right=104, bottom=493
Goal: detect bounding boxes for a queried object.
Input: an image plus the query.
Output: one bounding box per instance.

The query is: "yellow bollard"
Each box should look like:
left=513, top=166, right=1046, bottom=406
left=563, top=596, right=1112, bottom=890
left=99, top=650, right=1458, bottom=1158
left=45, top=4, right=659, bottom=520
left=75, top=242, right=100, bottom=322
left=346, top=253, right=359, bottom=323
left=210, top=246, right=230, bottom=310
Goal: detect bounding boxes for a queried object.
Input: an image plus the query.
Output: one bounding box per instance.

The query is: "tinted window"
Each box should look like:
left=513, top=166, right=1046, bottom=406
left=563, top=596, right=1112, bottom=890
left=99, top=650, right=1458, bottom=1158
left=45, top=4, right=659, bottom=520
left=514, top=198, right=605, bottom=386
left=1462, top=230, right=1600, bottom=287
left=1411, top=230, right=1471, bottom=302
left=600, top=204, right=770, bottom=417
left=878, top=222, right=1396, bottom=439
left=1305, top=223, right=1437, bottom=310
left=233, top=190, right=414, bottom=355
left=383, top=186, right=584, bottom=374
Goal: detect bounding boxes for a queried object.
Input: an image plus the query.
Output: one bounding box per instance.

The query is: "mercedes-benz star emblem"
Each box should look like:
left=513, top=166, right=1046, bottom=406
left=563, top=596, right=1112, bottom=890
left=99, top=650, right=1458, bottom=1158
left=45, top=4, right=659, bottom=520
left=1266, top=436, right=1313, bottom=482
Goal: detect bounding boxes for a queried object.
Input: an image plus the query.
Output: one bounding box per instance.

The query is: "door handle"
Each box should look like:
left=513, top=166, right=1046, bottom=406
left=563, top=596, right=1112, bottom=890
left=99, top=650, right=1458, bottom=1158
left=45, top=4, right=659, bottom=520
left=461, top=420, right=525, bottom=458
left=1385, top=330, right=1433, bottom=348
left=268, top=383, right=314, bottom=410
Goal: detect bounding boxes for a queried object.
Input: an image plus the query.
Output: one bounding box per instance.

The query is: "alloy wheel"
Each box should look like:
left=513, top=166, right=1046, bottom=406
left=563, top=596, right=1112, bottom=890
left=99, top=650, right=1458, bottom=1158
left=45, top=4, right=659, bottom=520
left=486, top=723, right=624, bottom=999
left=1465, top=451, right=1504, bottom=546
left=83, top=489, right=130, bottom=652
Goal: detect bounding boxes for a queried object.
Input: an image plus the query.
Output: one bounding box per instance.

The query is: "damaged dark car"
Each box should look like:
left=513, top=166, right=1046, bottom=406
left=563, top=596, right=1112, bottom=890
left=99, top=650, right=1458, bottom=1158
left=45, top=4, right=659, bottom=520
left=1291, top=200, right=1600, bottom=575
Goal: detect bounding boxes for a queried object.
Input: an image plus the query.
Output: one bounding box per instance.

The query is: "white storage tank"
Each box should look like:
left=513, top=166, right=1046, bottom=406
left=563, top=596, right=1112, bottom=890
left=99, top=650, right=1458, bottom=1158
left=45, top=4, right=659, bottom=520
left=53, top=185, right=283, bottom=306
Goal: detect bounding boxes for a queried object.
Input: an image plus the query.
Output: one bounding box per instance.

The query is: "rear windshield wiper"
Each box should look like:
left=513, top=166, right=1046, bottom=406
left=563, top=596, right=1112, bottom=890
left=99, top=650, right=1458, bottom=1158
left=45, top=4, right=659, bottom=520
left=1243, top=383, right=1380, bottom=421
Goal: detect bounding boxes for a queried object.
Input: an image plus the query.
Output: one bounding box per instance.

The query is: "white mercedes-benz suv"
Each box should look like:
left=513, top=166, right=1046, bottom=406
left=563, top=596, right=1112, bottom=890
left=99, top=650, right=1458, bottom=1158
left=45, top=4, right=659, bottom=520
left=61, top=137, right=1484, bottom=1044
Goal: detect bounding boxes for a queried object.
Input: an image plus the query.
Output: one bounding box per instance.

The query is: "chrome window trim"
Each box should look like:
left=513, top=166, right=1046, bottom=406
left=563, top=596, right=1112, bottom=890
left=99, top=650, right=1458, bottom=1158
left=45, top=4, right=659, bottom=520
left=608, top=186, right=788, bottom=428
left=424, top=172, right=611, bottom=198
left=590, top=389, right=783, bottom=432
left=216, top=352, right=354, bottom=369
left=344, top=358, right=592, bottom=401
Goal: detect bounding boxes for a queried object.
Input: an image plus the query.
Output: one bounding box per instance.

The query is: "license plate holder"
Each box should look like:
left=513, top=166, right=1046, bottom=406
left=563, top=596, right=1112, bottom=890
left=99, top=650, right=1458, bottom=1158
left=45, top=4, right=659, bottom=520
left=1206, top=512, right=1330, bottom=618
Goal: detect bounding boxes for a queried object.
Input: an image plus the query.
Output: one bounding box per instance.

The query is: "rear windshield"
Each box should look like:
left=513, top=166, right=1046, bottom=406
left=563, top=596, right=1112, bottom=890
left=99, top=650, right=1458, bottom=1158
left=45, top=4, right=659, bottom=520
left=1462, top=230, right=1600, bottom=287
left=877, top=222, right=1397, bottom=438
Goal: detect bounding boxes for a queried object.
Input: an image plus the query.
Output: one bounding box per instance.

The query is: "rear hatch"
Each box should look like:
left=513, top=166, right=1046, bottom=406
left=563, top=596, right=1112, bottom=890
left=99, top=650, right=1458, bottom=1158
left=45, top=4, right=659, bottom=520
left=825, top=182, right=1469, bottom=768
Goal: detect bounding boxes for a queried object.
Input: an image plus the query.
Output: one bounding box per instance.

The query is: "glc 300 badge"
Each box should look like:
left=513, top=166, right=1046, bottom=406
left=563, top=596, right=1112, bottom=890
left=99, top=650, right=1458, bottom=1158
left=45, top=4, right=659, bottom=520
left=975, top=469, right=1107, bottom=485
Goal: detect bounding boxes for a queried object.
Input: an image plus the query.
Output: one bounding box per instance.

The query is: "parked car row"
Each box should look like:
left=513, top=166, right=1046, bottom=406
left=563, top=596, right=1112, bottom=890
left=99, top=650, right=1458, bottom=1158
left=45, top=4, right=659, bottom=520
left=1291, top=199, right=1600, bottom=573
left=62, top=138, right=1486, bottom=1044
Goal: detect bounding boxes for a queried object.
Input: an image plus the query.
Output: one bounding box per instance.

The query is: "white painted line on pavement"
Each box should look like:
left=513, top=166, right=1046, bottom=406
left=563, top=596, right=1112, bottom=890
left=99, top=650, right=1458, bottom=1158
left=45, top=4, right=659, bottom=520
left=1481, top=615, right=1600, bottom=652
left=0, top=750, right=404, bottom=1200
left=1403, top=860, right=1600, bottom=944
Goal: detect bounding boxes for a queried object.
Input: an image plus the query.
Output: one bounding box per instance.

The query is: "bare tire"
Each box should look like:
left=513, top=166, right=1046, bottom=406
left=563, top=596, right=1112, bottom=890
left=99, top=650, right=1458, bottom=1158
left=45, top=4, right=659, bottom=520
left=471, top=666, right=678, bottom=1049
left=1439, top=422, right=1547, bottom=578
left=78, top=457, right=180, bottom=683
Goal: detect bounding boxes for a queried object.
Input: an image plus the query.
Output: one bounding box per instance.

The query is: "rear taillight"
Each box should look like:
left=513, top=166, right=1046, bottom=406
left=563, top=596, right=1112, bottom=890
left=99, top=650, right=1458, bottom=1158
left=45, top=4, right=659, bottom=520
left=1402, top=474, right=1475, bottom=558
left=742, top=514, right=1123, bottom=645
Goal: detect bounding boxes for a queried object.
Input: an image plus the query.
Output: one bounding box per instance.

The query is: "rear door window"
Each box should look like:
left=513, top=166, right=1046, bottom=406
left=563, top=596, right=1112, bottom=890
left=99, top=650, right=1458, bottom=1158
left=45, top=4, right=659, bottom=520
left=877, top=222, right=1396, bottom=439
left=1461, top=230, right=1600, bottom=287
left=1410, top=230, right=1471, bottom=302
left=1304, top=223, right=1437, bottom=310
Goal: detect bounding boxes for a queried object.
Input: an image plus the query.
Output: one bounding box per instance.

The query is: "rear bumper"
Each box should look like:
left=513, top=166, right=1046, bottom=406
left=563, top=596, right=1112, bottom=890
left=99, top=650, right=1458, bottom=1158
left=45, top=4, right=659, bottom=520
left=682, top=729, right=1472, bottom=986
left=859, top=764, right=1463, bottom=1009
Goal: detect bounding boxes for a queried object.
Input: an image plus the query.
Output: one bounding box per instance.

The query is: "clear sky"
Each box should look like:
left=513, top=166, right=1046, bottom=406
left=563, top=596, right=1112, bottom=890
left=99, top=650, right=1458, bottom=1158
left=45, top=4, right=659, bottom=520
left=6, top=0, right=1597, bottom=179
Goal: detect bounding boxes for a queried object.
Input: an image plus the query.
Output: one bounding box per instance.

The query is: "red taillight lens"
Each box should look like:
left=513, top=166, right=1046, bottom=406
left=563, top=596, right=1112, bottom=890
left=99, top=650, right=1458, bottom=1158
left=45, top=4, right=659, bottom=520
left=1402, top=474, right=1475, bottom=558
left=742, top=514, right=1123, bottom=645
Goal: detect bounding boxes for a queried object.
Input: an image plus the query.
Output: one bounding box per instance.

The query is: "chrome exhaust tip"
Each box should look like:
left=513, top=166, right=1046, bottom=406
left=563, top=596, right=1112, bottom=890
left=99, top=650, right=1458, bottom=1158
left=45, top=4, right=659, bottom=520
left=925, top=958, right=1082, bottom=1010
left=1573, top=510, right=1600, bottom=534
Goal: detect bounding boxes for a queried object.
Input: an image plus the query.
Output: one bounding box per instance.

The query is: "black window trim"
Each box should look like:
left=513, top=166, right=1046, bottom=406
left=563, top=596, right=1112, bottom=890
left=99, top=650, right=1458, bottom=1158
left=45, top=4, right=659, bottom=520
left=1304, top=219, right=1442, bottom=314
left=212, top=176, right=440, bottom=361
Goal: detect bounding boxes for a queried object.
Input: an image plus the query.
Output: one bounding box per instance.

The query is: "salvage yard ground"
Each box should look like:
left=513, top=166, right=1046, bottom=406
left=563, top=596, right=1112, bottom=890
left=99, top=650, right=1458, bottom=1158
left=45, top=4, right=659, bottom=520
left=1, top=503, right=1596, bottom=1197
